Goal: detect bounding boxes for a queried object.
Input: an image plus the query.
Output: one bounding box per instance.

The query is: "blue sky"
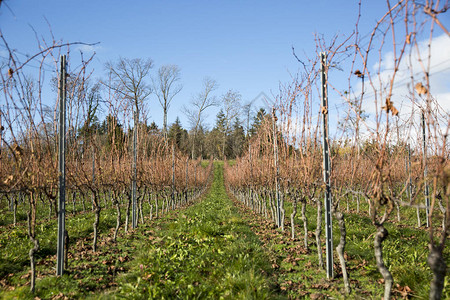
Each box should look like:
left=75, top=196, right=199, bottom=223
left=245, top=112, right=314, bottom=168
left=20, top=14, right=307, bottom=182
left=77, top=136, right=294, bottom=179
left=0, top=1, right=448, bottom=135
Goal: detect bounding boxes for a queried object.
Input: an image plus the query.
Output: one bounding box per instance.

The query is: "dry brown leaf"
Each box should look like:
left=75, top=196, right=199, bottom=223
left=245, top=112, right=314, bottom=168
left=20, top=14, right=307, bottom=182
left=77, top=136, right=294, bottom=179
left=406, top=33, right=411, bottom=44
left=3, top=175, right=13, bottom=185
left=391, top=105, right=399, bottom=116
left=395, top=283, right=412, bottom=298
left=415, top=82, right=428, bottom=95
left=382, top=98, right=399, bottom=116
left=354, top=69, right=364, bottom=78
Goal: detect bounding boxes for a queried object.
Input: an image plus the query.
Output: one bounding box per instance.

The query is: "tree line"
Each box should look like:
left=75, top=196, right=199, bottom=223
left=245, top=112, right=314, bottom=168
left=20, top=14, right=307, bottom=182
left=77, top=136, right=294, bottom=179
left=30, top=56, right=273, bottom=161
left=82, top=104, right=270, bottom=160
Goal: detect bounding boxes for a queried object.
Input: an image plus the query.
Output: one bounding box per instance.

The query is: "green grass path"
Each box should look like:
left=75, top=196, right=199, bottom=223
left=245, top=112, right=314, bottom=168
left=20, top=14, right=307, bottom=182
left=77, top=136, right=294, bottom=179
left=112, top=162, right=283, bottom=299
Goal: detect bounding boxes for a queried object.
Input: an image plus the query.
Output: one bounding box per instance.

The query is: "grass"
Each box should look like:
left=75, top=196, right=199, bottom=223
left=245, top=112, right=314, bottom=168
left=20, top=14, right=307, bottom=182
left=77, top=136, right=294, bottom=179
left=0, top=162, right=284, bottom=299
left=229, top=182, right=449, bottom=299
left=110, top=161, right=282, bottom=299
left=0, top=161, right=448, bottom=299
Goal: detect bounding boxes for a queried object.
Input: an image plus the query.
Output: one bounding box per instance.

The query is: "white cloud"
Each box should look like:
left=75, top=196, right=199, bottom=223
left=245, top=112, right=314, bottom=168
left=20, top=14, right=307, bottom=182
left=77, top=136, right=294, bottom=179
left=353, top=34, right=450, bottom=149
left=277, top=35, right=449, bottom=153
left=364, top=34, right=450, bottom=109
left=76, top=44, right=102, bottom=54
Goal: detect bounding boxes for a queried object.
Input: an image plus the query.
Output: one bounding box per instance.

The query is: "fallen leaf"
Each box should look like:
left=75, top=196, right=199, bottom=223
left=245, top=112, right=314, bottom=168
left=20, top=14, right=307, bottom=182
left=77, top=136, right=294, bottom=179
left=395, top=283, right=412, bottom=298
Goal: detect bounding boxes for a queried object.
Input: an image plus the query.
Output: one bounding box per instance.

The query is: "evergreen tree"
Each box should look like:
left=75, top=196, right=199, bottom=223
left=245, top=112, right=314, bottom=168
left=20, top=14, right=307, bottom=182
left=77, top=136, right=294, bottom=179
left=103, top=114, right=125, bottom=154
left=149, top=121, right=159, bottom=134
left=204, top=110, right=227, bottom=159
left=214, top=109, right=226, bottom=135
left=205, top=127, right=222, bottom=159
left=249, top=108, right=266, bottom=136
left=168, top=117, right=188, bottom=152
left=194, top=125, right=207, bottom=159
left=230, top=117, right=245, bottom=158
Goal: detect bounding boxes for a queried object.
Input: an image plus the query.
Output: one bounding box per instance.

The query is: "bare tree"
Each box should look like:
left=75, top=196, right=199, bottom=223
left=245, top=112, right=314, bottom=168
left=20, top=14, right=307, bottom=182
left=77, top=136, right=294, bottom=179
left=183, top=77, right=218, bottom=159
left=105, top=58, right=153, bottom=117
left=153, top=64, right=182, bottom=140
left=104, top=58, right=153, bottom=154
left=221, top=89, right=241, bottom=159
left=242, top=100, right=256, bottom=138
left=105, top=57, right=153, bottom=229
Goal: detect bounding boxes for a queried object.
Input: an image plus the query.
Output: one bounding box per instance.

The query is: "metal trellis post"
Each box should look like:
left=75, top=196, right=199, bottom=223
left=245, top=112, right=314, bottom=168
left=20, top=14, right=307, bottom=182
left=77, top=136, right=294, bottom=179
left=407, top=144, right=412, bottom=199
left=172, top=143, right=175, bottom=206
left=422, top=111, right=430, bottom=227
left=0, top=109, right=3, bottom=156
left=185, top=157, right=189, bottom=204
left=132, top=109, right=137, bottom=228
left=320, top=52, right=333, bottom=279
left=272, top=108, right=281, bottom=228
left=56, top=55, right=67, bottom=276
left=249, top=142, right=253, bottom=208
left=92, top=146, right=95, bottom=208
